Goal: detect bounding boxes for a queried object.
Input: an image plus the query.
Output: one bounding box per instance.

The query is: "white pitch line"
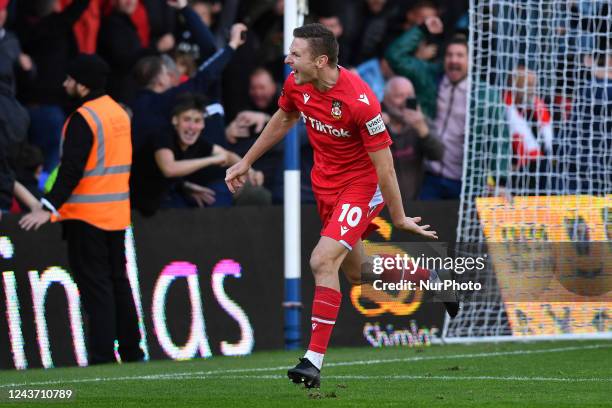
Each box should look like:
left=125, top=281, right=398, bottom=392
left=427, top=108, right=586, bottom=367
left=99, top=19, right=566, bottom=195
left=150, top=343, right=612, bottom=377
left=0, top=343, right=609, bottom=389
left=2, top=373, right=608, bottom=386
left=177, top=374, right=612, bottom=383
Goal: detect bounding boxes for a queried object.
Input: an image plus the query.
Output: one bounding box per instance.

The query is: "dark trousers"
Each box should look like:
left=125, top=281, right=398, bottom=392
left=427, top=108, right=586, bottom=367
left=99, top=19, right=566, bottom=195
left=63, top=220, right=144, bottom=365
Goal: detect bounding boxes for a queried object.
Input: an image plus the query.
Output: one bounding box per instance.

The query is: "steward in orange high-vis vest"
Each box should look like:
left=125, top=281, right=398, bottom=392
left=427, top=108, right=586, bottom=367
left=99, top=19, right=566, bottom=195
left=20, top=54, right=144, bottom=365
left=52, top=95, right=132, bottom=230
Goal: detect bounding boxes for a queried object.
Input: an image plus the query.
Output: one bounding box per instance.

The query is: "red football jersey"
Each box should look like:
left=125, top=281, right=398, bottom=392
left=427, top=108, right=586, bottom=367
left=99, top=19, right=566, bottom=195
left=278, top=67, right=392, bottom=194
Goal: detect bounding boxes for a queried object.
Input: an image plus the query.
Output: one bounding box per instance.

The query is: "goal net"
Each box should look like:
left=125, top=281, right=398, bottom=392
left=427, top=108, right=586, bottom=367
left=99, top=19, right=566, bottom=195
left=442, top=0, right=612, bottom=342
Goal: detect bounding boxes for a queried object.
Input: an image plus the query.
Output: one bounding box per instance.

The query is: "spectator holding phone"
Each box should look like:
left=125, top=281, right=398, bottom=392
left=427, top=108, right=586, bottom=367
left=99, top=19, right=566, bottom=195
left=381, top=76, right=443, bottom=203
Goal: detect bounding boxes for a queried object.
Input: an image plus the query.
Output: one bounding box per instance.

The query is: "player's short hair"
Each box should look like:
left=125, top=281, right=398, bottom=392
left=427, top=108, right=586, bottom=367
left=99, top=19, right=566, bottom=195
left=171, top=92, right=209, bottom=117
left=293, top=23, right=339, bottom=66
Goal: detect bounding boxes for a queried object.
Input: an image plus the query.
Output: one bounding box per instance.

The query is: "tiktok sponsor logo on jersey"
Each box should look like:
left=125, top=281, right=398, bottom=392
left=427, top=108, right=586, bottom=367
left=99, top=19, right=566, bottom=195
left=300, top=111, right=351, bottom=138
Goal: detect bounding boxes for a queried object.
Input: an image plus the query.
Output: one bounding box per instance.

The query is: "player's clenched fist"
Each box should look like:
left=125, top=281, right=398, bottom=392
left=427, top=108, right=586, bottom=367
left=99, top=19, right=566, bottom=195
left=225, top=160, right=250, bottom=193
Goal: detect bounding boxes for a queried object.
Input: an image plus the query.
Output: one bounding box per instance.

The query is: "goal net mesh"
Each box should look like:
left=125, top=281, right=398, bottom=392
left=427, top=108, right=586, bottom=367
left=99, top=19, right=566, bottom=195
left=443, top=0, right=611, bottom=340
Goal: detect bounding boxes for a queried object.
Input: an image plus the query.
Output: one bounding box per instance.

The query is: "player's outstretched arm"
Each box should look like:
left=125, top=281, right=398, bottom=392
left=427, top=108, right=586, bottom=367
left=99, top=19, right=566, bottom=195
left=368, top=147, right=438, bottom=239
left=225, top=108, right=300, bottom=193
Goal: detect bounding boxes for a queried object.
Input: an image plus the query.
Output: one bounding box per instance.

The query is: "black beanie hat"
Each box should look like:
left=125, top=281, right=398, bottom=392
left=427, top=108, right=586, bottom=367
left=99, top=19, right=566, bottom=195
left=67, top=54, right=111, bottom=91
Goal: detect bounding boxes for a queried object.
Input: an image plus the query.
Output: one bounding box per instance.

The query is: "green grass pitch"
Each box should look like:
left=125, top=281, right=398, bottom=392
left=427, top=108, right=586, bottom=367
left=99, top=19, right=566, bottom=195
left=0, top=340, right=610, bottom=407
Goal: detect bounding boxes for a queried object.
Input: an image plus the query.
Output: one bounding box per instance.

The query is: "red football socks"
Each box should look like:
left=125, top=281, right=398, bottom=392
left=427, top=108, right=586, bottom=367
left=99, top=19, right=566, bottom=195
left=307, top=286, right=342, bottom=357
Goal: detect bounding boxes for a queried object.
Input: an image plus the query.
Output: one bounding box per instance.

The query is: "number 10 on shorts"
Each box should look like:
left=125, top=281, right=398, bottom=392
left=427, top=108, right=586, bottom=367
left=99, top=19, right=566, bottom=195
left=338, top=204, right=362, bottom=227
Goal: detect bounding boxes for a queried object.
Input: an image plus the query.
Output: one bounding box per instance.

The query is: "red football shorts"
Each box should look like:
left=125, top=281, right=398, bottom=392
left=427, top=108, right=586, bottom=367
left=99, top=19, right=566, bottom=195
left=316, top=183, right=385, bottom=250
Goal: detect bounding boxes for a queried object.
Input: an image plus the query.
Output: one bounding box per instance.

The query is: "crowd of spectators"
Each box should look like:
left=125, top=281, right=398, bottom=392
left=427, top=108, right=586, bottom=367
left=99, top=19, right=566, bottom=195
left=1, top=0, right=608, bottom=218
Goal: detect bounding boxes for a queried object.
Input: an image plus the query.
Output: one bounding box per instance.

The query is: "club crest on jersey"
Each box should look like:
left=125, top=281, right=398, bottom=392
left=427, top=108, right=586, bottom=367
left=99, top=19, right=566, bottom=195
left=331, top=99, right=342, bottom=120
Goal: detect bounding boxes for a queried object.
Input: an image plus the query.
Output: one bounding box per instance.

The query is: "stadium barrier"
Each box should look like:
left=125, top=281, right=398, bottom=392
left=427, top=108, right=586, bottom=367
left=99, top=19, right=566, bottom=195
left=0, top=202, right=457, bottom=369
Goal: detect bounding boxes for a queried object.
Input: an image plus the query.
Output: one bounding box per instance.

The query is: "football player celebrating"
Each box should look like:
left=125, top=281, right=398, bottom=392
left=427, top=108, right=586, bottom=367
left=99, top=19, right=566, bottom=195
left=226, top=23, right=457, bottom=388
